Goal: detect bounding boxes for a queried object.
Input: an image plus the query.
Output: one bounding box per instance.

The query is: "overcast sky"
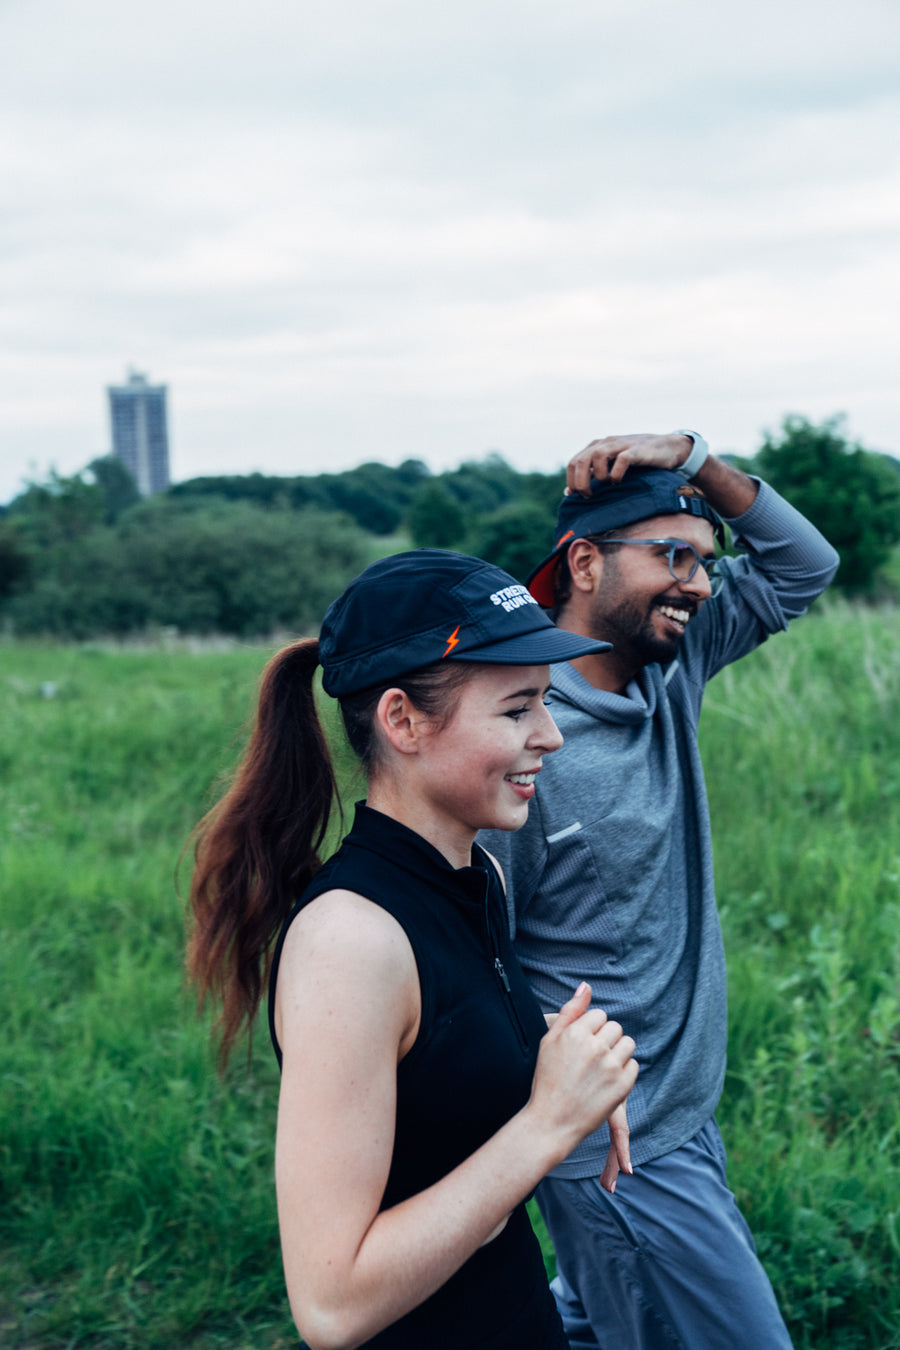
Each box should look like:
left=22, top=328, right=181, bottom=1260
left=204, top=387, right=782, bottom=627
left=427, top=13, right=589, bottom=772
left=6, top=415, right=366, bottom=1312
left=2, top=0, right=898, bottom=504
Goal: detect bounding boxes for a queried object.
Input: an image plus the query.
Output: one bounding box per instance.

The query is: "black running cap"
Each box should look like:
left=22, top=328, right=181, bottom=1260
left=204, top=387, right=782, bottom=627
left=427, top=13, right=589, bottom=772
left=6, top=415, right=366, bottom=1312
left=319, top=549, right=612, bottom=697
left=527, top=469, right=725, bottom=607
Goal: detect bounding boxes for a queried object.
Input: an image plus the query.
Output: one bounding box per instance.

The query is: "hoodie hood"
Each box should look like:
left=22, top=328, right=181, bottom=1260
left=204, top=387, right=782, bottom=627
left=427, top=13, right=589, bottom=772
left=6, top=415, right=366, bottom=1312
left=549, top=657, right=662, bottom=726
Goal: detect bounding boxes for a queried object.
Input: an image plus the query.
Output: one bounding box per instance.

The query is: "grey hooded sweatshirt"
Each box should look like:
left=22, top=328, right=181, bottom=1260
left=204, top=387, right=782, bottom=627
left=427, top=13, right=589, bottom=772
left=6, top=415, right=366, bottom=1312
left=479, top=480, right=839, bottom=1173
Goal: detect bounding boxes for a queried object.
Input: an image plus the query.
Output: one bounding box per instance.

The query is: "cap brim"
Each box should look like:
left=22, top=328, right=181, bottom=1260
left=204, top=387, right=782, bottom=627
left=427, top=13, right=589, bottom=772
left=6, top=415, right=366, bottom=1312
left=449, top=628, right=610, bottom=666
left=525, top=552, right=559, bottom=607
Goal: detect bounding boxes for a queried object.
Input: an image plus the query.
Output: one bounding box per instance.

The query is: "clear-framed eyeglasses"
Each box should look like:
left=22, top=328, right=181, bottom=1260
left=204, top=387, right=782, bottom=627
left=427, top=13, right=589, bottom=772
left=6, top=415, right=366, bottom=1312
left=594, top=537, right=717, bottom=583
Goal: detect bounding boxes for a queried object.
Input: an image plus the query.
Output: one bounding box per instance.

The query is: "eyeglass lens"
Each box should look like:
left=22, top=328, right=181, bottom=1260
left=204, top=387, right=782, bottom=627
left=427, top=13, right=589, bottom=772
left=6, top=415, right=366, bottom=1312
left=668, top=543, right=714, bottom=581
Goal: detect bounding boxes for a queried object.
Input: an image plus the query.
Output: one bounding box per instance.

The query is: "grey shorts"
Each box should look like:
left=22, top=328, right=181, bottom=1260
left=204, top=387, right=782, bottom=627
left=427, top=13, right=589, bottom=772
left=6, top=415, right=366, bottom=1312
left=537, top=1117, right=793, bottom=1350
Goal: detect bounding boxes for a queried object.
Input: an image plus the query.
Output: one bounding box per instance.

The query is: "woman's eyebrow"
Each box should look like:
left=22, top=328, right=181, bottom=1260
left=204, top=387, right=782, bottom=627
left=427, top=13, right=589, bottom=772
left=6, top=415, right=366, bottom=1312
left=500, top=685, right=550, bottom=701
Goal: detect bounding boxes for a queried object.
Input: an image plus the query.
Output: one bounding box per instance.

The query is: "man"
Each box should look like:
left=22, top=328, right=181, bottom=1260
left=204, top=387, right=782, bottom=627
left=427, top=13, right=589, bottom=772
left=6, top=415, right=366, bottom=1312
left=479, top=431, right=839, bottom=1350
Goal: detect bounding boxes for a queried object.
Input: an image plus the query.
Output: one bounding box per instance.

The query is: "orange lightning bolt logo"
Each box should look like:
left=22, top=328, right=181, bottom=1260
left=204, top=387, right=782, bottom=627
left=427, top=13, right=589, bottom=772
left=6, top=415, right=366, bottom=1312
left=442, top=625, right=461, bottom=658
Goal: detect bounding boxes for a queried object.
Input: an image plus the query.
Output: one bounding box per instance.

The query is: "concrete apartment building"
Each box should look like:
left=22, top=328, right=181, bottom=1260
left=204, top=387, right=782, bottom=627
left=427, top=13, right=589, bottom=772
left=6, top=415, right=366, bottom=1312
left=108, top=369, right=170, bottom=495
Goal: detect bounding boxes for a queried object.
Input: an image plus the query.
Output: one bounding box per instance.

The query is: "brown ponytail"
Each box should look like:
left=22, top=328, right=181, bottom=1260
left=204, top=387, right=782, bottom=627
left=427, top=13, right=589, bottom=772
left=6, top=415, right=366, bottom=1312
left=186, top=638, right=336, bottom=1066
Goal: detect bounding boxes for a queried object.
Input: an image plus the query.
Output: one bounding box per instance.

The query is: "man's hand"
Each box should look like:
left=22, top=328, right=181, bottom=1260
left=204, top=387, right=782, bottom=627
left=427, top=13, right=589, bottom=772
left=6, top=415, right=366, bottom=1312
left=566, top=434, right=693, bottom=496
left=599, top=1102, right=632, bottom=1194
left=566, top=430, right=760, bottom=517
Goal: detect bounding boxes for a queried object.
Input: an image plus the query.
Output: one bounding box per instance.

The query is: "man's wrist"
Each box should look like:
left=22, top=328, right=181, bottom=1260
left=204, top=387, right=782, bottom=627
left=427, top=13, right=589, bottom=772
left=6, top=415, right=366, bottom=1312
left=674, top=430, right=709, bottom=479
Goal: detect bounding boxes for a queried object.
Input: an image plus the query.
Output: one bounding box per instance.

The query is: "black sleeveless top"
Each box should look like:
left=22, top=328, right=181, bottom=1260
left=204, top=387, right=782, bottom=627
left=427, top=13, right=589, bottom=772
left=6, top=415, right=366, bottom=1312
left=268, top=803, right=567, bottom=1350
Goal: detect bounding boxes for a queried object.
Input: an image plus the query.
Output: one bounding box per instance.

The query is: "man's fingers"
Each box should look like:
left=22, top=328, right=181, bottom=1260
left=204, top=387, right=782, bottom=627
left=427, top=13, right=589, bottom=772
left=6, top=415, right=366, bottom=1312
left=607, top=450, right=634, bottom=483
left=566, top=433, right=692, bottom=494
left=567, top=440, right=618, bottom=495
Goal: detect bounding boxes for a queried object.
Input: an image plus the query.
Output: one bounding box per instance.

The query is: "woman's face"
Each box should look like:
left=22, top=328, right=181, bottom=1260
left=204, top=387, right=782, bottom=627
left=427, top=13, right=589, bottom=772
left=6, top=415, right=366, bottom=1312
left=413, top=663, right=563, bottom=837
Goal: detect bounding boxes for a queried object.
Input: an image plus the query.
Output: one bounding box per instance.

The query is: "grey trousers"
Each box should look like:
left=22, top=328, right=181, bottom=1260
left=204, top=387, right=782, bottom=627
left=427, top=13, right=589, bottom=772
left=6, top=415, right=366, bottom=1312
left=537, top=1118, right=793, bottom=1350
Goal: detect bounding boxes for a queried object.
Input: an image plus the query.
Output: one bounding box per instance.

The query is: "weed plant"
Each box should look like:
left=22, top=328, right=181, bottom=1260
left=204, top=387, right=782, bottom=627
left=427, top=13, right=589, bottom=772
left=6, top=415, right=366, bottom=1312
left=1, top=605, right=898, bottom=1348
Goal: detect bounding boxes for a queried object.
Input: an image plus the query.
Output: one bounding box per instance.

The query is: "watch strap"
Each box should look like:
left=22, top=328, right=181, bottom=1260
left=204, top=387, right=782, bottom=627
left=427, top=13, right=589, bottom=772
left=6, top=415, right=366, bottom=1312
left=675, top=429, right=709, bottom=479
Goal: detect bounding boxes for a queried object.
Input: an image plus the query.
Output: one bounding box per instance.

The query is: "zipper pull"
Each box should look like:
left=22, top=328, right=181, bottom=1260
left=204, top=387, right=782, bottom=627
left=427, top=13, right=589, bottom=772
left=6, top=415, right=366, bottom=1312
left=494, top=957, right=511, bottom=992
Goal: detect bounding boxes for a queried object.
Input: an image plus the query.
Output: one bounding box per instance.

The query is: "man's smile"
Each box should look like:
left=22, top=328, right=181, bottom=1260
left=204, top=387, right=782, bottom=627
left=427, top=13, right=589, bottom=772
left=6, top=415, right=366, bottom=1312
left=657, top=601, right=696, bottom=634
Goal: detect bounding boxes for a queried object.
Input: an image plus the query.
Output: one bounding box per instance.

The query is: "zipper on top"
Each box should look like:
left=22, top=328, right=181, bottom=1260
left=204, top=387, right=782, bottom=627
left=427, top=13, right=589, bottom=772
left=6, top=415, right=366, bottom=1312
left=482, top=876, right=529, bottom=1054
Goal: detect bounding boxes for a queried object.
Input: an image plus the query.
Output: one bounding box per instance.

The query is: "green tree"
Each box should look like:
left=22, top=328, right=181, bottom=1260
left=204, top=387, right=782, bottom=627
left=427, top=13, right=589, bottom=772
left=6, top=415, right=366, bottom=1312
left=466, top=503, right=553, bottom=582
left=86, top=456, right=141, bottom=522
left=408, top=482, right=466, bottom=549
left=751, top=415, right=900, bottom=592
left=0, top=520, right=31, bottom=600
left=9, top=469, right=105, bottom=548
left=441, top=453, right=519, bottom=513
left=114, top=499, right=371, bottom=636
left=3, top=492, right=372, bottom=639
left=321, top=469, right=402, bottom=535
left=171, top=460, right=432, bottom=537
left=319, top=461, right=431, bottom=535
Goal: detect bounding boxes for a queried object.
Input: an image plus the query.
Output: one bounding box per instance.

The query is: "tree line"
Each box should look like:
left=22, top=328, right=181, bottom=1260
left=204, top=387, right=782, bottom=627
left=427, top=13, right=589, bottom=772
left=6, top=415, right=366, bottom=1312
left=1, top=415, right=898, bottom=639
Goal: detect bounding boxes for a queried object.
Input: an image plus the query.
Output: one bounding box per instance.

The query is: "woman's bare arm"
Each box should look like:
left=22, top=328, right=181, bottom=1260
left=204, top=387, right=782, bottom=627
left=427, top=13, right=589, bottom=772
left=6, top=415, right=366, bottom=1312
left=274, top=890, right=636, bottom=1350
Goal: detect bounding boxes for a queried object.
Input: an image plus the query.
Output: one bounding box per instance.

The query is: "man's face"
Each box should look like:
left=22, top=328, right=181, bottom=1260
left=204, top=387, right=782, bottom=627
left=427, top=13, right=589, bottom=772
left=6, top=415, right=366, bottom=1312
left=586, top=514, right=716, bottom=668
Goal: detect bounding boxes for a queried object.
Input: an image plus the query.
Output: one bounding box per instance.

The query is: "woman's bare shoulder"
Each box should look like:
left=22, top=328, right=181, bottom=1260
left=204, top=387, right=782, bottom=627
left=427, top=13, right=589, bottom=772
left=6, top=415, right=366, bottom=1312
left=275, top=887, right=421, bottom=1063
left=278, top=889, right=418, bottom=1020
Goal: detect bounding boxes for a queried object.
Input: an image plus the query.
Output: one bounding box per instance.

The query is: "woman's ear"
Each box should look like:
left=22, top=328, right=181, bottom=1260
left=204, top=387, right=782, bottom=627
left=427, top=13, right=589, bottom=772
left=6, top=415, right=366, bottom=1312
left=374, top=688, right=425, bottom=756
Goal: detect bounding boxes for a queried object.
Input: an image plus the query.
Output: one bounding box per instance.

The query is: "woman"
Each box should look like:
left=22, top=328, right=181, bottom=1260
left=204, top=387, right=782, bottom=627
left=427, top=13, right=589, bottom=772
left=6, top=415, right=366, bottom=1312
left=188, top=549, right=637, bottom=1350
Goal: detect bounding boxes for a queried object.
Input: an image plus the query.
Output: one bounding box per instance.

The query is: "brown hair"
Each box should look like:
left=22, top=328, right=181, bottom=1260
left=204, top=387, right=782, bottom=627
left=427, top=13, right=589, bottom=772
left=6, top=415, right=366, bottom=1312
left=187, top=639, right=333, bottom=1066
left=186, top=642, right=475, bottom=1067
left=339, top=661, right=475, bottom=771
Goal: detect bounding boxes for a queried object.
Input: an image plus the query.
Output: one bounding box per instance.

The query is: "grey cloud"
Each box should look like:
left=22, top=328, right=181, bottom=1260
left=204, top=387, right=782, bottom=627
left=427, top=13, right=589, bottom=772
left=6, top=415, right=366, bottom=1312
left=1, top=0, right=898, bottom=502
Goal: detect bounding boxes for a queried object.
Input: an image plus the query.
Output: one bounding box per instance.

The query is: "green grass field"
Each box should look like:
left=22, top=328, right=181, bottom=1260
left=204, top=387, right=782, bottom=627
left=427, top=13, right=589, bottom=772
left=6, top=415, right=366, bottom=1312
left=1, top=605, right=898, bottom=1349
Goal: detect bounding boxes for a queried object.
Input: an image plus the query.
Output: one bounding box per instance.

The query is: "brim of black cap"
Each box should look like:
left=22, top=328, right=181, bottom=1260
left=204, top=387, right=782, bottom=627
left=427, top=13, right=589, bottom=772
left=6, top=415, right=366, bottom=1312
left=448, top=628, right=611, bottom=666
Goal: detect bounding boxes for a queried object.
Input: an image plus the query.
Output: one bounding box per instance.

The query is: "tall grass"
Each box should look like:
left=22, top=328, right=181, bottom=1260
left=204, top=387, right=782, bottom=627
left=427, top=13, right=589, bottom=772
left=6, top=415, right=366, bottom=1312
left=701, top=602, right=900, bottom=1348
left=1, top=606, right=898, bottom=1348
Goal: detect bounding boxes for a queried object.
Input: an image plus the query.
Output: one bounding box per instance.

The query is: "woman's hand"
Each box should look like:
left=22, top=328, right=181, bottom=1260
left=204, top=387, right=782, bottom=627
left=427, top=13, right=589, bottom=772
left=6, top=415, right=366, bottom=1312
left=599, top=1103, right=632, bottom=1194
left=526, top=983, right=637, bottom=1163
left=276, top=910, right=637, bottom=1350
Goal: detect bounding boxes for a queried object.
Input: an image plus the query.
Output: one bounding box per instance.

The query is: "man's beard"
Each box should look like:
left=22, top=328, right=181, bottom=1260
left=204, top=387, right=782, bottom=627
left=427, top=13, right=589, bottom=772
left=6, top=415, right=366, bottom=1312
left=595, top=591, right=694, bottom=669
